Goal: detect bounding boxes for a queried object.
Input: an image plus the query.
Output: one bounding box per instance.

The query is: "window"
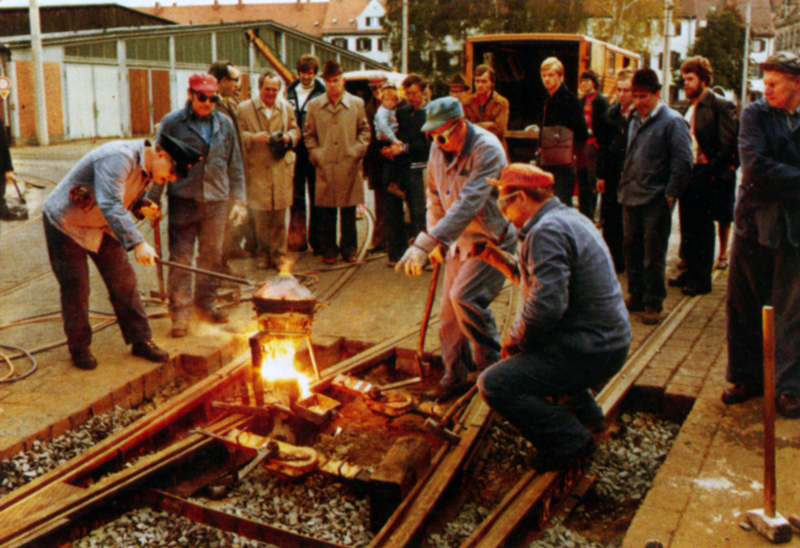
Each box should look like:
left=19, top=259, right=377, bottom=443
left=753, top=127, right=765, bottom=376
left=216, top=31, right=249, bottom=67
left=674, top=22, right=681, bottom=36
left=65, top=40, right=116, bottom=61
left=356, top=38, right=372, bottom=52
left=175, top=34, right=212, bottom=66
left=332, top=38, right=348, bottom=50
left=751, top=39, right=764, bottom=53
left=127, top=37, right=169, bottom=64
left=607, top=51, right=616, bottom=76
left=366, top=16, right=378, bottom=27
left=378, top=38, right=388, bottom=52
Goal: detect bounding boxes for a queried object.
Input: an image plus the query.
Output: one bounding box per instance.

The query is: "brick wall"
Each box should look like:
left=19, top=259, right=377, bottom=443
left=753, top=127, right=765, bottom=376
left=15, top=60, right=64, bottom=140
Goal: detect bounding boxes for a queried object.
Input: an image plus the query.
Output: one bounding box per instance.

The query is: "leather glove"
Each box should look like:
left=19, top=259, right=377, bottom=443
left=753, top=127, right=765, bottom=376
left=395, top=245, right=428, bottom=276
left=229, top=204, right=248, bottom=226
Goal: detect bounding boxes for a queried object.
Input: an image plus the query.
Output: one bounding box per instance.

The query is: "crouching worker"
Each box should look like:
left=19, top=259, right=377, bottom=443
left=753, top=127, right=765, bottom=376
left=473, top=163, right=631, bottom=470
left=43, top=135, right=202, bottom=370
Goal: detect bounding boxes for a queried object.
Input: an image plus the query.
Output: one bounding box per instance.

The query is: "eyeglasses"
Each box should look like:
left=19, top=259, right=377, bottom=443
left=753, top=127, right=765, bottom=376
left=427, top=122, right=459, bottom=146
left=497, top=190, right=521, bottom=211
left=193, top=91, right=220, bottom=104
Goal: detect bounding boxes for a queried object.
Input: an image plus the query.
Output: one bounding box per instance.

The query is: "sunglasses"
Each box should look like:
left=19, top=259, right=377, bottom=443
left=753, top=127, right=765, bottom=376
left=427, top=122, right=459, bottom=146
left=193, top=91, right=220, bottom=104
left=497, top=190, right=521, bottom=211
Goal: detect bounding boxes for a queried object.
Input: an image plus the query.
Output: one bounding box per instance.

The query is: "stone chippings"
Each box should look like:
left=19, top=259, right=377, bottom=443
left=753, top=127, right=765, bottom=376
left=202, top=468, right=374, bottom=547
left=427, top=413, right=680, bottom=548
left=0, top=405, right=152, bottom=496
left=74, top=507, right=275, bottom=548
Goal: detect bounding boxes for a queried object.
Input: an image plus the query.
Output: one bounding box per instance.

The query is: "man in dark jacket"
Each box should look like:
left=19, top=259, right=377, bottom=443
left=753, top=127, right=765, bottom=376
left=535, top=57, right=588, bottom=208
left=671, top=57, right=738, bottom=296
left=364, top=73, right=389, bottom=253
left=286, top=54, right=326, bottom=253
left=723, top=52, right=800, bottom=418
left=595, top=69, right=635, bottom=273
left=577, top=69, right=609, bottom=220
left=382, top=73, right=430, bottom=265
left=475, top=163, right=630, bottom=471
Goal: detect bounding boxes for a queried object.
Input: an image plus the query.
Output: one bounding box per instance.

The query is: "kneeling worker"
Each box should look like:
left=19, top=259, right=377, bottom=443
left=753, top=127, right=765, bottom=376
left=474, top=164, right=631, bottom=470
left=43, top=135, right=202, bottom=370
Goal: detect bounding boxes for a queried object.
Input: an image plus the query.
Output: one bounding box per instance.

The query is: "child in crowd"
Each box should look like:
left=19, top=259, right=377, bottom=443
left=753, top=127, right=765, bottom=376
left=374, top=84, right=404, bottom=198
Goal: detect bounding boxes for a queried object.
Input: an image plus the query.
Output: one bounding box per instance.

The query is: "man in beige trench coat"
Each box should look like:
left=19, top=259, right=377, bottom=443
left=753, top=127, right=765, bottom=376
left=237, top=71, right=301, bottom=269
left=303, top=60, right=371, bottom=264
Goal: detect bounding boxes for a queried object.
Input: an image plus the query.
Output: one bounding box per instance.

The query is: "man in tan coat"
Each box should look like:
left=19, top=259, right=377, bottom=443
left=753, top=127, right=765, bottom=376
left=463, top=65, right=510, bottom=157
left=303, top=60, right=371, bottom=264
left=237, top=71, right=301, bottom=269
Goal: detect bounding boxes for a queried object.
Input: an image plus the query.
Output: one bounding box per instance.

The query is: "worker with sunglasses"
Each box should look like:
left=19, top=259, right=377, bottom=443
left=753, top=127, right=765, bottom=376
left=473, top=163, right=630, bottom=471
left=396, top=96, right=516, bottom=401
left=149, top=73, right=246, bottom=339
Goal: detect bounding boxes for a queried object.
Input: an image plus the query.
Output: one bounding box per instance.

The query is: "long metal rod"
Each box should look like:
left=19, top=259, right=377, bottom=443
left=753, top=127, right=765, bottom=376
left=762, top=305, right=776, bottom=518
left=156, top=258, right=252, bottom=286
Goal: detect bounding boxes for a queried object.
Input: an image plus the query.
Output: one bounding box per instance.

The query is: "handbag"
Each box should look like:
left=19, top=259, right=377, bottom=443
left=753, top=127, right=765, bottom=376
left=538, top=97, right=574, bottom=167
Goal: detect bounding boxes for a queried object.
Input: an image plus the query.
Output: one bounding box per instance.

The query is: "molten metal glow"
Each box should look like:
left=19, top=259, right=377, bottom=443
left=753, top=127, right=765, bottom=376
left=260, top=339, right=311, bottom=397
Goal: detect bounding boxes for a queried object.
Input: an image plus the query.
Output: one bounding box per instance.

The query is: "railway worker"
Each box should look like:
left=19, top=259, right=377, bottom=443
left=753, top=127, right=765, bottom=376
left=43, top=134, right=202, bottom=370
left=534, top=57, right=589, bottom=209
left=619, top=68, right=692, bottom=325
left=149, top=73, right=246, bottom=339
left=395, top=96, right=515, bottom=401
left=474, top=163, right=631, bottom=471
left=303, top=59, right=371, bottom=265
left=669, top=57, right=738, bottom=297
left=236, top=70, right=301, bottom=270
left=463, top=65, right=510, bottom=157
left=723, top=51, right=800, bottom=418
left=210, top=60, right=257, bottom=271
left=286, top=54, right=326, bottom=254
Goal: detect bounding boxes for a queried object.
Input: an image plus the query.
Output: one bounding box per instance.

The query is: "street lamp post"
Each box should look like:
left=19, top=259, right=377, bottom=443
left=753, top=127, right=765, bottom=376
left=663, top=0, right=674, bottom=105
left=741, top=0, right=752, bottom=109
left=29, top=0, right=49, bottom=146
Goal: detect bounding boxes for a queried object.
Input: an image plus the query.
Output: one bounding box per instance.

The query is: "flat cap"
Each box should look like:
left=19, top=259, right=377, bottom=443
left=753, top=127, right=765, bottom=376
left=189, top=73, right=218, bottom=95
left=759, top=51, right=800, bottom=76
left=631, top=68, right=662, bottom=93
left=449, top=73, right=470, bottom=90
left=421, top=96, right=463, bottom=132
left=158, top=134, right=203, bottom=179
left=487, top=163, right=554, bottom=189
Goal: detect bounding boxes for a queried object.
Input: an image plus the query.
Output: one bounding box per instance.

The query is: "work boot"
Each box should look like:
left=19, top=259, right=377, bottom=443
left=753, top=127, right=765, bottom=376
left=776, top=395, right=800, bottom=418
left=196, top=307, right=229, bottom=324
left=721, top=383, right=763, bottom=405
left=132, top=340, right=169, bottom=362
left=625, top=295, right=644, bottom=312
left=641, top=306, right=661, bottom=325
left=171, top=318, right=189, bottom=338
left=69, top=345, right=98, bottom=370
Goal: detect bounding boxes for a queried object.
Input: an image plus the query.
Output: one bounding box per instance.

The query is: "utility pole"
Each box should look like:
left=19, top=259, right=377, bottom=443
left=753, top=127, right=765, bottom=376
left=741, top=0, right=752, bottom=110
left=402, top=0, right=408, bottom=74
left=663, top=1, right=674, bottom=105
left=29, top=0, right=49, bottom=146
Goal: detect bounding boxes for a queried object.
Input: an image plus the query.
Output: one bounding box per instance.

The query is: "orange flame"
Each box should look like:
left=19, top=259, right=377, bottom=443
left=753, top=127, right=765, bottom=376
left=260, top=339, right=311, bottom=398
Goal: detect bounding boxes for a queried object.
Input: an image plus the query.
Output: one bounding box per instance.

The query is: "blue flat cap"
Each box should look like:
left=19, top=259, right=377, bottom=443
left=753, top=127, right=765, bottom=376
left=421, top=96, right=464, bottom=132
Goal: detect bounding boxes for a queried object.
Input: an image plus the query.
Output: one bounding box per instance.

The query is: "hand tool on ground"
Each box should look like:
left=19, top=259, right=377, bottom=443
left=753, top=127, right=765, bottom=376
left=8, top=174, right=25, bottom=204
left=237, top=438, right=279, bottom=481
left=156, top=258, right=253, bottom=286
left=415, top=261, right=440, bottom=379
left=746, top=306, right=793, bottom=544
left=152, top=217, right=166, bottom=301
left=424, top=384, right=478, bottom=444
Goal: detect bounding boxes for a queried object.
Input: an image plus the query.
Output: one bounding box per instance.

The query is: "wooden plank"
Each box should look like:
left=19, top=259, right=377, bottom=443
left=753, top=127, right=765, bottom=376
left=129, top=68, right=150, bottom=135
left=143, top=489, right=349, bottom=548
left=151, top=69, right=172, bottom=127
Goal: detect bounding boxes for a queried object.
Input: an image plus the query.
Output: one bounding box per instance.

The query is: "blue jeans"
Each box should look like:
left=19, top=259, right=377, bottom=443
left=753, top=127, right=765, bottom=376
left=623, top=197, right=673, bottom=310
left=167, top=196, right=228, bottom=319
left=478, top=345, right=628, bottom=457
left=727, top=234, right=800, bottom=397
left=44, top=215, right=152, bottom=348
left=439, top=251, right=509, bottom=387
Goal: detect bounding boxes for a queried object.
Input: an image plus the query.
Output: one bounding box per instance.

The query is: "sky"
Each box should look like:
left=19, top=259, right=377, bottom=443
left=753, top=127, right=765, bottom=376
left=0, top=0, right=327, bottom=7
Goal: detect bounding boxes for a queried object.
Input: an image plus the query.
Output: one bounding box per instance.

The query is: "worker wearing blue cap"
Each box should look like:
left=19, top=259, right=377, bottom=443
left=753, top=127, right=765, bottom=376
left=396, top=96, right=516, bottom=401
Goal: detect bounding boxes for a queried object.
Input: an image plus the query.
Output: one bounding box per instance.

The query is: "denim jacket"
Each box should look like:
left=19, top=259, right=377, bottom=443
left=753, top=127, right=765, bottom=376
left=619, top=103, right=692, bottom=206
left=149, top=103, right=245, bottom=204
left=736, top=98, right=800, bottom=249
left=507, top=198, right=631, bottom=354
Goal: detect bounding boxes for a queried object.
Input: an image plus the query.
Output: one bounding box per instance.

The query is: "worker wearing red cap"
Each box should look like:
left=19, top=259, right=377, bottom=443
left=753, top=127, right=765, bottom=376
left=149, top=73, right=246, bottom=338
left=472, top=163, right=631, bottom=471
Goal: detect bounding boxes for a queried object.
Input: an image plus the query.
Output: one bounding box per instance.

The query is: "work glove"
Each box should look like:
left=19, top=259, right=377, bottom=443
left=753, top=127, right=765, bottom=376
left=428, top=244, right=445, bottom=266
left=229, top=204, right=248, bottom=226
left=132, top=198, right=161, bottom=221
left=395, top=245, right=428, bottom=276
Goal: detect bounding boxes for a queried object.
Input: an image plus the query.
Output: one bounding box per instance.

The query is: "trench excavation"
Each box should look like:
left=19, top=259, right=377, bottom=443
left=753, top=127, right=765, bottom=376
left=0, top=246, right=693, bottom=548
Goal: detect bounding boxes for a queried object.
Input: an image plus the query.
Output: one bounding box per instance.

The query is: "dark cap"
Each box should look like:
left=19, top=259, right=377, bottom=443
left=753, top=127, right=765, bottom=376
left=631, top=68, right=662, bottom=93
left=759, top=51, right=800, bottom=76
left=321, top=60, right=343, bottom=80
left=449, top=73, right=469, bottom=91
left=158, top=134, right=203, bottom=179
